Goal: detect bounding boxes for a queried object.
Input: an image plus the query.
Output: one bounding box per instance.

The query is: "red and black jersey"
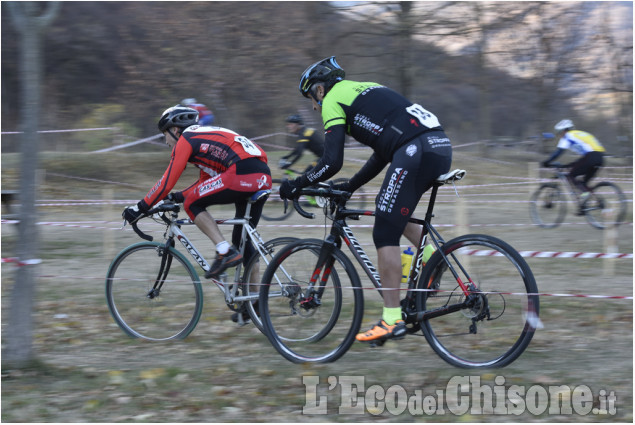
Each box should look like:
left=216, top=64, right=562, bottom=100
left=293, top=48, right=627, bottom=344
left=140, top=126, right=268, bottom=210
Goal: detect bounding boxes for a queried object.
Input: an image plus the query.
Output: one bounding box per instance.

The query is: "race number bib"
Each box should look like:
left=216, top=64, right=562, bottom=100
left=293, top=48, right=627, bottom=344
left=406, top=104, right=440, bottom=128
left=235, top=136, right=262, bottom=156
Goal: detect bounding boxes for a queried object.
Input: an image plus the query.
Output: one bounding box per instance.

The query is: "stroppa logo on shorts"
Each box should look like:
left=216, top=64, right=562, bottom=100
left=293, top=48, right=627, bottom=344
left=199, top=176, right=224, bottom=195
left=406, top=144, right=417, bottom=157
left=378, top=168, right=407, bottom=213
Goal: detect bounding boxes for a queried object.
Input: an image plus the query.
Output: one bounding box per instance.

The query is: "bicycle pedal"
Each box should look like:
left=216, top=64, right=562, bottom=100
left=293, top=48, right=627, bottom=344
left=236, top=316, right=251, bottom=327
left=369, top=339, right=387, bottom=348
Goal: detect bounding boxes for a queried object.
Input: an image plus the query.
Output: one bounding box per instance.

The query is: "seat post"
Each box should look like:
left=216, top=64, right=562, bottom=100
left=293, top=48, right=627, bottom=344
left=424, top=184, right=440, bottom=223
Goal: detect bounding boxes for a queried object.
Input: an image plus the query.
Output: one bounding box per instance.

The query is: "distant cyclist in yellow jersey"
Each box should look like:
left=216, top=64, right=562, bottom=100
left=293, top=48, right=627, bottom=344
left=542, top=119, right=605, bottom=198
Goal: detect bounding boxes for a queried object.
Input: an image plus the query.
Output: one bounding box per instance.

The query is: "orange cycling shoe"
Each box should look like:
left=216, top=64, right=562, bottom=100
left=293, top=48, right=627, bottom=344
left=356, top=319, right=407, bottom=343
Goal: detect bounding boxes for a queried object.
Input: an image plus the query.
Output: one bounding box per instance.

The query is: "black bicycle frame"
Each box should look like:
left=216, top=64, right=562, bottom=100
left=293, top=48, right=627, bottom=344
left=304, top=183, right=478, bottom=322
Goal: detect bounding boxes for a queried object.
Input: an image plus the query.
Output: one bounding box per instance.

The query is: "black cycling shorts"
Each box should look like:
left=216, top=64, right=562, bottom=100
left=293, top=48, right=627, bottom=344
left=570, top=151, right=603, bottom=186
left=187, top=158, right=271, bottom=263
left=373, top=131, right=452, bottom=248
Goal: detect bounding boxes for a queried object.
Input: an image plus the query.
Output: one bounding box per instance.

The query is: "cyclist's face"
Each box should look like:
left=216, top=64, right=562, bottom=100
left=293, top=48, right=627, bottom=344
left=286, top=122, right=301, bottom=133
left=163, top=128, right=180, bottom=148
left=309, top=85, right=325, bottom=112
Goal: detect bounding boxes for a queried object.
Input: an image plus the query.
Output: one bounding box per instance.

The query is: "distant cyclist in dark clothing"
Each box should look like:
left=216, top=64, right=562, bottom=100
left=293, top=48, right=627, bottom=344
left=279, top=56, right=453, bottom=343
left=279, top=114, right=324, bottom=172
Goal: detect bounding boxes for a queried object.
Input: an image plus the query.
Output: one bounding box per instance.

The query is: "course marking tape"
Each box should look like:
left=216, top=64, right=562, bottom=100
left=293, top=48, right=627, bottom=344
left=29, top=274, right=632, bottom=300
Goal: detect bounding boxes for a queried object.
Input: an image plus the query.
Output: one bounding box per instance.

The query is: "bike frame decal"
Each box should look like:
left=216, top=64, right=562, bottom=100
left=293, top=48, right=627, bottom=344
left=341, top=224, right=382, bottom=287
left=176, top=234, right=210, bottom=271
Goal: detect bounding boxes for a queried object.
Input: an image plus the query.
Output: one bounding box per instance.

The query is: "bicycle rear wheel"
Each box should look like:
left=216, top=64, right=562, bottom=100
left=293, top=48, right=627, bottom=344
left=259, top=239, right=364, bottom=363
left=105, top=242, right=203, bottom=341
left=240, top=236, right=298, bottom=331
left=583, top=182, right=627, bottom=229
left=416, top=234, right=540, bottom=368
left=529, top=183, right=567, bottom=228
left=261, top=179, right=294, bottom=221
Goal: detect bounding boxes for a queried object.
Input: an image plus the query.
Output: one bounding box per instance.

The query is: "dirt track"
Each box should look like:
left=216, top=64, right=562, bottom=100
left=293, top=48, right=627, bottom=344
left=2, top=148, right=633, bottom=422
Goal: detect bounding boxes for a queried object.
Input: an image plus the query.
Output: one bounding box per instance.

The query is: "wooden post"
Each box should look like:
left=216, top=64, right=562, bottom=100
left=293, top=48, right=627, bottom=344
left=456, top=195, right=468, bottom=238
left=528, top=161, right=540, bottom=197
left=103, top=188, right=115, bottom=260
left=455, top=195, right=470, bottom=269
left=603, top=224, right=618, bottom=277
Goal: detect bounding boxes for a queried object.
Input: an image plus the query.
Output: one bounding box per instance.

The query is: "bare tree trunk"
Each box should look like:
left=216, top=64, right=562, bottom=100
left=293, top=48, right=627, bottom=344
left=397, top=1, right=413, bottom=98
left=4, top=2, right=60, bottom=368
left=473, top=3, right=491, bottom=157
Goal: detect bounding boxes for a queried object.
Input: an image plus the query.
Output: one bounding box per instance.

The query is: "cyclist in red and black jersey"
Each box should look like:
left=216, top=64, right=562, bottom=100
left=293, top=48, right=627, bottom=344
left=123, top=106, right=271, bottom=280
left=280, top=57, right=453, bottom=343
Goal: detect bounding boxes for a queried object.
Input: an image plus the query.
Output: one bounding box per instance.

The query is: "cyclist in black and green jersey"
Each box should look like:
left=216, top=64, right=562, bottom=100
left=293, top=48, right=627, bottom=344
left=279, top=56, right=453, bottom=343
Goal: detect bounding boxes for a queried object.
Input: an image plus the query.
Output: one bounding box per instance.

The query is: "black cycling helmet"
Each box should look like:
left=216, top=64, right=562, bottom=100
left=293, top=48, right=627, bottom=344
left=157, top=105, right=199, bottom=131
left=286, top=114, right=303, bottom=124
left=299, top=56, right=345, bottom=98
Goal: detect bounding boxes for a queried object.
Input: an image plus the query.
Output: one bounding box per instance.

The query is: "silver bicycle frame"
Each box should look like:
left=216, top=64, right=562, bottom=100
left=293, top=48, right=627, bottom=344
left=165, top=216, right=274, bottom=305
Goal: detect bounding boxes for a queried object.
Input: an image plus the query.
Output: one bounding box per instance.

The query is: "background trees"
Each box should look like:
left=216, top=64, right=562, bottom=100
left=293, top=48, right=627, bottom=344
left=1, top=1, right=632, bottom=154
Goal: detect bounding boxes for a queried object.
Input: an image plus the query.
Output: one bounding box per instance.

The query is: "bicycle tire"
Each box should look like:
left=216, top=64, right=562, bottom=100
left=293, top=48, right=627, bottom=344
left=529, top=183, right=567, bottom=228
left=105, top=242, right=203, bottom=341
left=416, top=234, right=540, bottom=368
left=583, top=181, right=627, bottom=229
left=259, top=238, right=364, bottom=363
left=240, top=236, right=299, bottom=332
left=261, top=178, right=294, bottom=221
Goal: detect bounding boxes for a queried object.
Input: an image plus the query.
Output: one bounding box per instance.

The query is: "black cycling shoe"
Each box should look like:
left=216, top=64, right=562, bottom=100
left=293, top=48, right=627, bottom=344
left=231, top=301, right=259, bottom=326
left=205, top=246, right=242, bottom=279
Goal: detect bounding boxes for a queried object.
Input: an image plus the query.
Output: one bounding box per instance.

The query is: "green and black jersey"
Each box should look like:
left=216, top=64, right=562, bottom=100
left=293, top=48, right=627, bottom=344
left=322, top=80, right=441, bottom=159
left=299, top=80, right=444, bottom=186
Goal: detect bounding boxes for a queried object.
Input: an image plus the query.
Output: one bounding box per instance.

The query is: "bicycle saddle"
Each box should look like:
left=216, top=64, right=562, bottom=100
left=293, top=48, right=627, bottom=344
left=249, top=189, right=271, bottom=204
left=435, top=169, right=466, bottom=185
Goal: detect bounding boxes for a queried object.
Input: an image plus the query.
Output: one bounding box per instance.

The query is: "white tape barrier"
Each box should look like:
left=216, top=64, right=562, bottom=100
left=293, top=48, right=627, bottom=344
left=1, top=127, right=118, bottom=135
left=92, top=134, right=164, bottom=153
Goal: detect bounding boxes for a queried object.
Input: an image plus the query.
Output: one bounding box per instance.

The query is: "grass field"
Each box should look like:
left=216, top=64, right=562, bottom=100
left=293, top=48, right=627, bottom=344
left=2, top=144, right=633, bottom=422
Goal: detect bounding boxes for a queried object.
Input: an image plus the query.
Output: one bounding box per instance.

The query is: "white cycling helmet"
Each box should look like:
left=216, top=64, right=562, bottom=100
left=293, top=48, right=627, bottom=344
left=554, top=119, right=574, bottom=131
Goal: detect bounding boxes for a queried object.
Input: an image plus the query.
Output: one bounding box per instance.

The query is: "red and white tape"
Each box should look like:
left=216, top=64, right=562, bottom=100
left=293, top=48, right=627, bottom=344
left=460, top=248, right=633, bottom=260
left=1, top=257, right=42, bottom=266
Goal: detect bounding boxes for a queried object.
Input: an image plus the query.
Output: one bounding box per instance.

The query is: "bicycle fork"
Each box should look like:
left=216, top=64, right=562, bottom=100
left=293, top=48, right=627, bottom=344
left=147, top=239, right=176, bottom=299
left=299, top=235, right=340, bottom=311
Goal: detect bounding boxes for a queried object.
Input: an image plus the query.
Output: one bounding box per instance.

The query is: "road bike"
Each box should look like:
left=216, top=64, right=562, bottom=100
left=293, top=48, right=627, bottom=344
left=258, top=170, right=541, bottom=367
left=105, top=190, right=296, bottom=340
left=529, top=165, right=627, bottom=229
left=261, top=167, right=368, bottom=221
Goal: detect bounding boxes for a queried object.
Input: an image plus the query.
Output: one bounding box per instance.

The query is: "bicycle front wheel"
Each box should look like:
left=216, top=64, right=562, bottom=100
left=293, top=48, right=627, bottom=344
left=584, top=182, right=627, bottom=229
left=241, top=236, right=299, bottom=332
left=416, top=234, right=540, bottom=368
left=261, top=179, right=294, bottom=221
left=529, top=183, right=567, bottom=228
left=105, top=242, right=203, bottom=341
left=259, top=239, right=364, bottom=363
